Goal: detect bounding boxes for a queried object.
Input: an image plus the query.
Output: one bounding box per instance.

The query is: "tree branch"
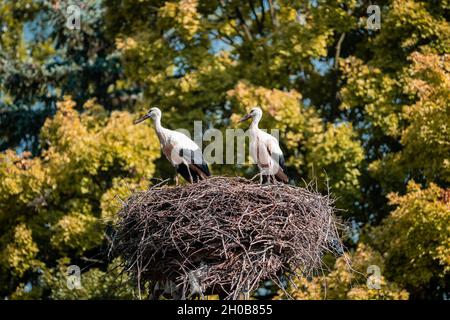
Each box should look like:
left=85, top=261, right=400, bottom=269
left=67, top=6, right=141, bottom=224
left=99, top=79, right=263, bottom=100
left=248, top=0, right=263, bottom=35
left=235, top=7, right=253, bottom=41
left=334, top=32, right=346, bottom=70
left=211, top=30, right=236, bottom=47
left=218, top=0, right=246, bottom=42
left=268, top=0, right=278, bottom=28
left=260, top=0, right=266, bottom=31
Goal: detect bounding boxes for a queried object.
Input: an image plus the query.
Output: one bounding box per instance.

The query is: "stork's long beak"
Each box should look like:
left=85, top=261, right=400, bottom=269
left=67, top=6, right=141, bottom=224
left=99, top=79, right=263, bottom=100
left=238, top=113, right=252, bottom=123
left=134, top=113, right=151, bottom=125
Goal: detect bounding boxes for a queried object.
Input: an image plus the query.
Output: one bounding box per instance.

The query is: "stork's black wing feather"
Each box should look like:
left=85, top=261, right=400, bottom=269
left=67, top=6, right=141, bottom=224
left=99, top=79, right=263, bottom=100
left=176, top=164, right=203, bottom=183
left=267, top=145, right=287, bottom=172
left=176, top=148, right=210, bottom=183
left=277, top=151, right=286, bottom=172
left=267, top=144, right=289, bottom=183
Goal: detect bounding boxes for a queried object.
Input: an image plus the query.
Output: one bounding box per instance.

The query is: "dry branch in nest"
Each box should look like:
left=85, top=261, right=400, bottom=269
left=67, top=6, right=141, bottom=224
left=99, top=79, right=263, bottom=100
left=110, top=177, right=345, bottom=300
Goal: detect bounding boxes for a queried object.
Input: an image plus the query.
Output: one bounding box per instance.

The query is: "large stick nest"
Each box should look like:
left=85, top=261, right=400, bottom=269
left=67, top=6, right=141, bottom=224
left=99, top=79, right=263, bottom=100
left=110, top=177, right=345, bottom=300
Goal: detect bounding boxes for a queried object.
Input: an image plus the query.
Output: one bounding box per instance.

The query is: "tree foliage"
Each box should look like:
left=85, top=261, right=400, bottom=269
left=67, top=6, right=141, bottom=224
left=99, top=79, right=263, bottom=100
left=367, top=182, right=450, bottom=299
left=279, top=244, right=409, bottom=300
left=0, top=0, right=138, bottom=152
left=0, top=97, right=159, bottom=298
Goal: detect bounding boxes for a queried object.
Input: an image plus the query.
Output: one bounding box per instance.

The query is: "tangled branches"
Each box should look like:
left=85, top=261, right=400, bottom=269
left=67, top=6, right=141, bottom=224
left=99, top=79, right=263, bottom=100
left=110, top=177, right=345, bottom=300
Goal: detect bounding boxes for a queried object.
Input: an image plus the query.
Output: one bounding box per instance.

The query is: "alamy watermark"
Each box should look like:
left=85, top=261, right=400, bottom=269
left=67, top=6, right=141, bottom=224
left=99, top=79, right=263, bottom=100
left=160, top=121, right=282, bottom=175
left=367, top=5, right=381, bottom=30
left=65, top=4, right=81, bottom=30
left=66, top=264, right=82, bottom=290
left=367, top=265, right=381, bottom=290
left=295, top=5, right=381, bottom=30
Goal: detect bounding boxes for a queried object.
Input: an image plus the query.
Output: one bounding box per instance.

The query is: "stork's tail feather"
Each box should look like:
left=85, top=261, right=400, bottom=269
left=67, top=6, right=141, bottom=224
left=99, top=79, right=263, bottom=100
left=275, top=169, right=289, bottom=183
left=261, top=170, right=289, bottom=184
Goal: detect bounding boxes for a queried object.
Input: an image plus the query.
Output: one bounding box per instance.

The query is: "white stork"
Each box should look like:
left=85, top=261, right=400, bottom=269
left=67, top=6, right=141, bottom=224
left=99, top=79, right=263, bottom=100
left=239, top=107, right=289, bottom=184
left=134, top=107, right=210, bottom=184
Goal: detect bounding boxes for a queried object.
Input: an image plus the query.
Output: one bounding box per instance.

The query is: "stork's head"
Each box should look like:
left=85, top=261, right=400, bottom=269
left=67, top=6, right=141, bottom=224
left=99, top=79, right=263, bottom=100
left=134, top=107, right=162, bottom=124
left=239, top=107, right=263, bottom=123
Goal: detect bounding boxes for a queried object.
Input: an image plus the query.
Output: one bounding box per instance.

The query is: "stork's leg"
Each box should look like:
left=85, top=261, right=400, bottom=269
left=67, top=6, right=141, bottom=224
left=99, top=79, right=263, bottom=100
left=259, top=173, right=263, bottom=184
left=150, top=281, right=162, bottom=300
left=174, top=168, right=179, bottom=185
left=262, top=172, right=270, bottom=185
left=186, top=164, right=194, bottom=183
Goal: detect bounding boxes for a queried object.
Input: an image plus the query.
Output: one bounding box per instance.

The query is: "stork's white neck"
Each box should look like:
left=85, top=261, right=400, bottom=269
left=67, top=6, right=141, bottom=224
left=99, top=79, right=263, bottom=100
left=153, top=116, right=168, bottom=143
left=250, top=114, right=262, bottom=130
